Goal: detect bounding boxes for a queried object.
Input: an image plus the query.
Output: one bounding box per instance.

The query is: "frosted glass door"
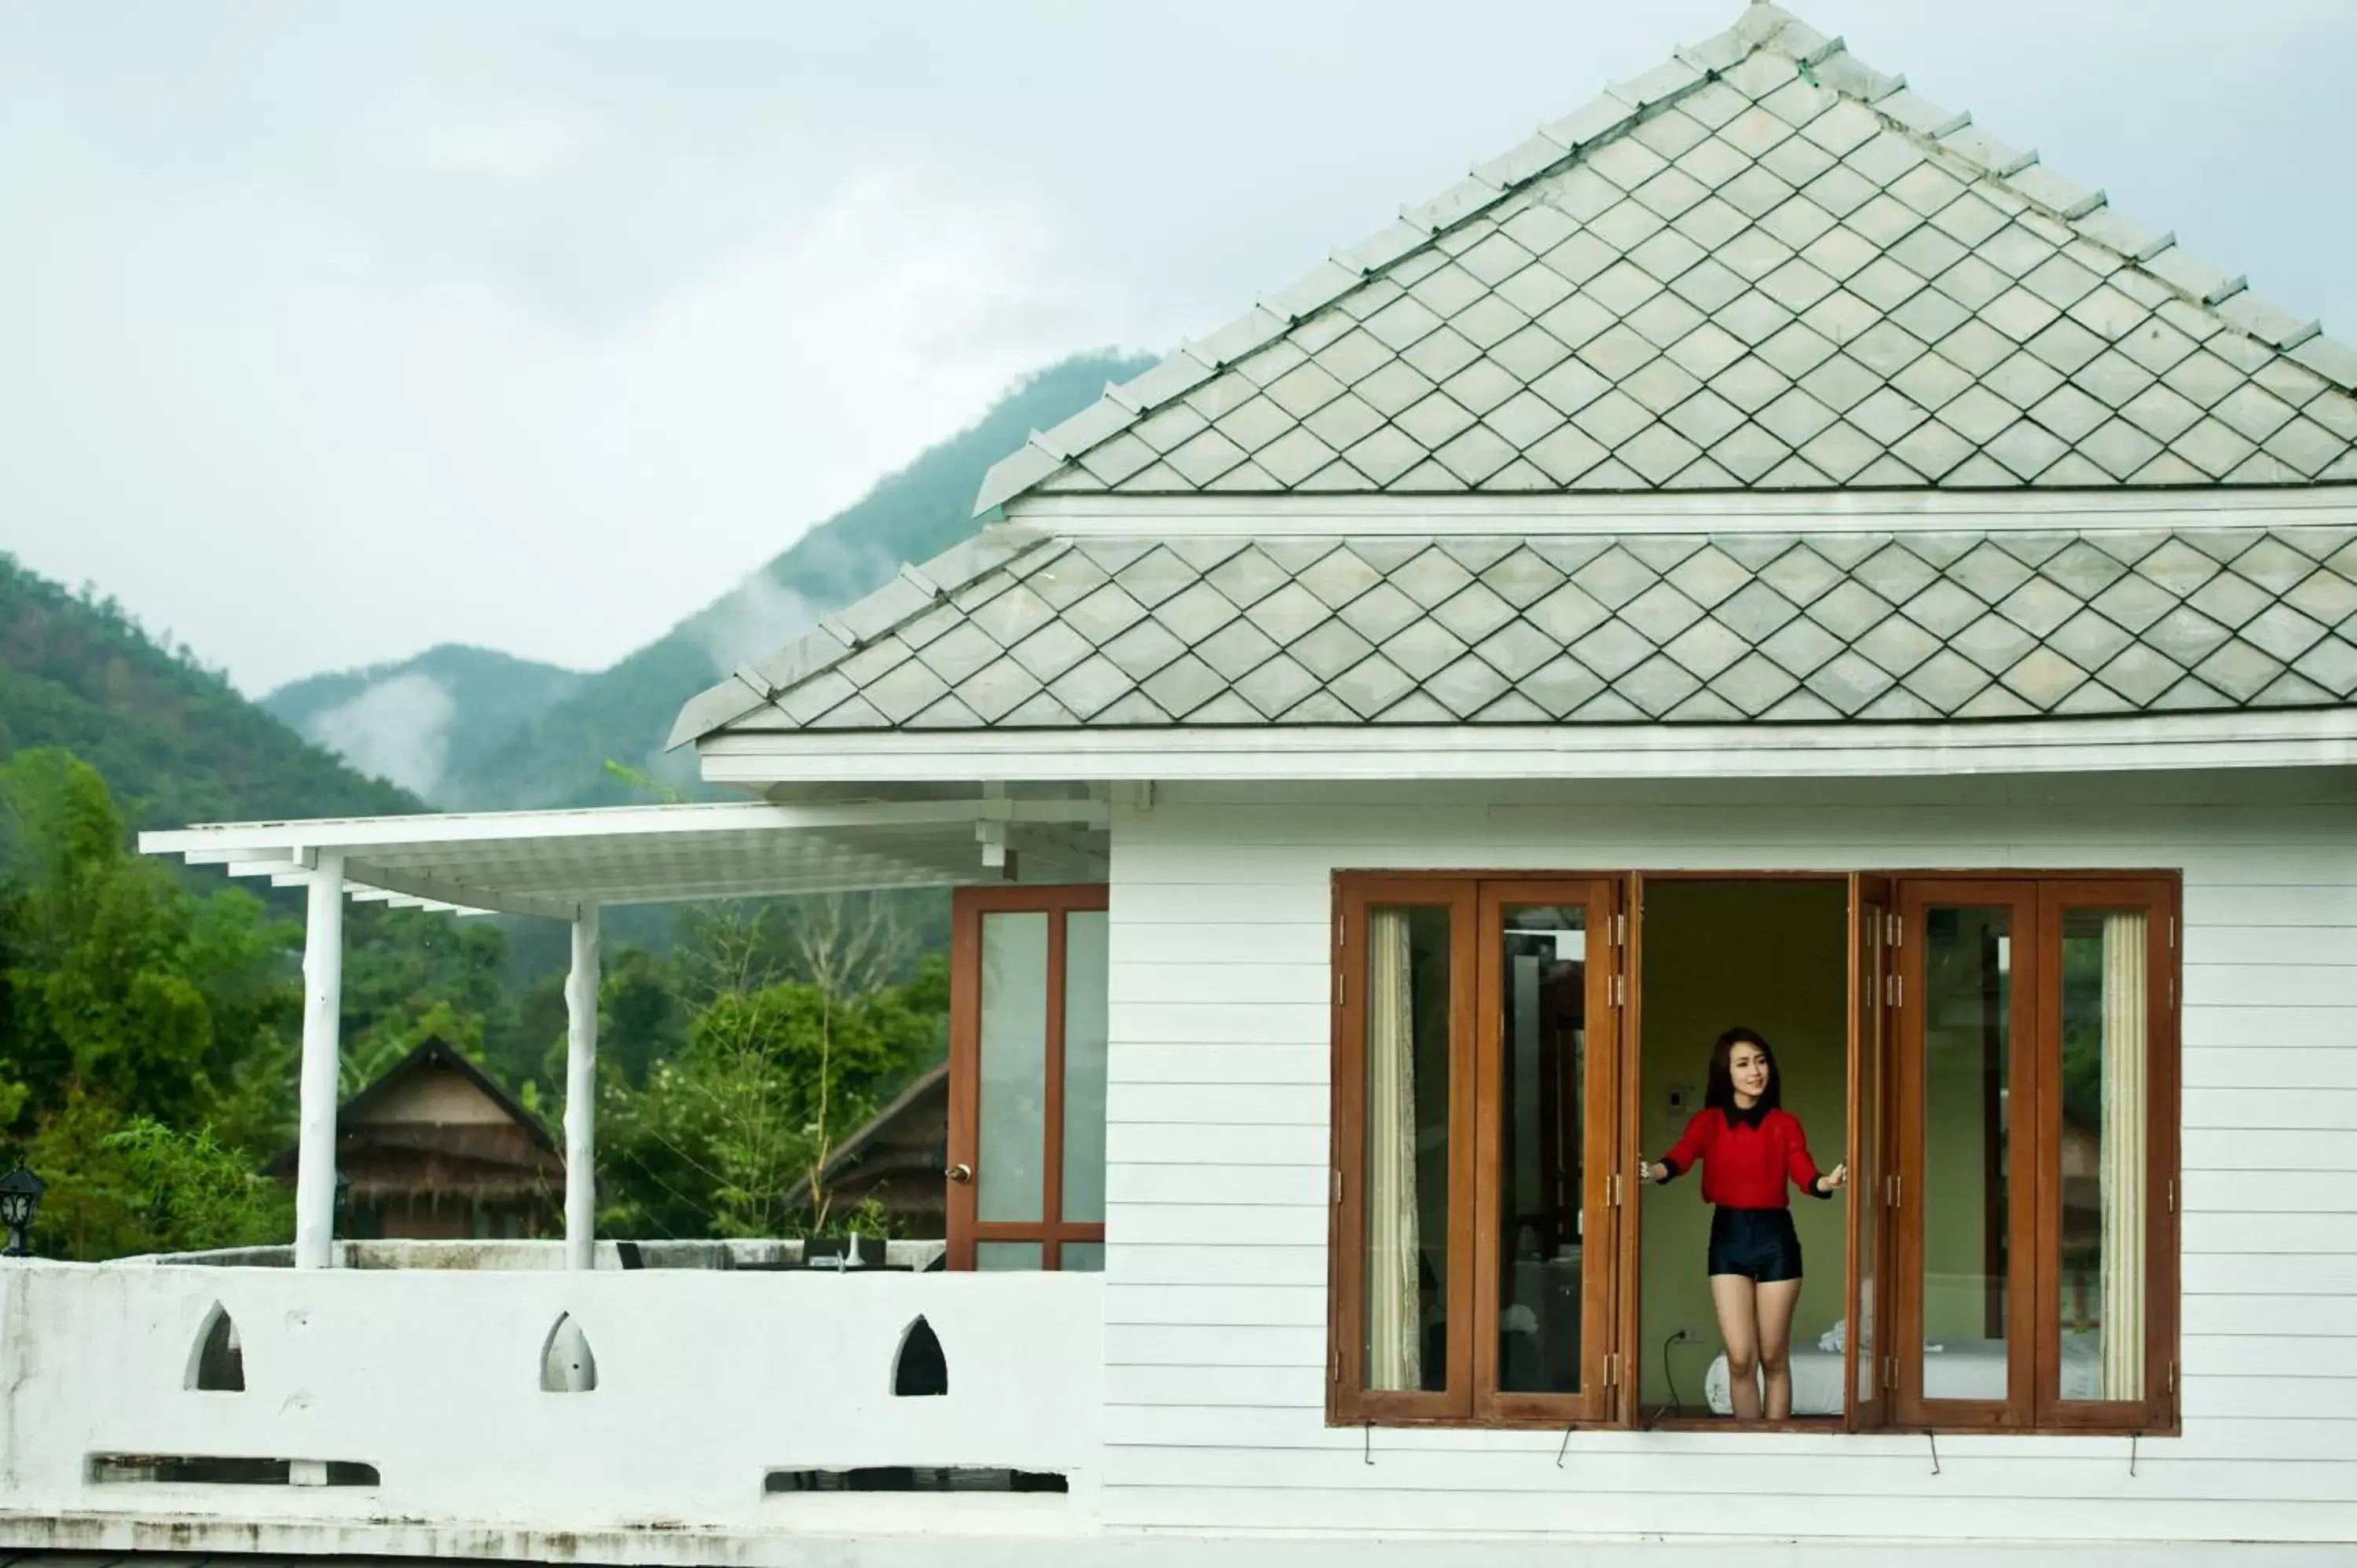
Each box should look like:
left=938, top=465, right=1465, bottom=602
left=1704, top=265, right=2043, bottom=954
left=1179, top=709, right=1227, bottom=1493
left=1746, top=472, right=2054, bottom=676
left=976, top=912, right=1049, bottom=1224
left=949, top=888, right=1110, bottom=1270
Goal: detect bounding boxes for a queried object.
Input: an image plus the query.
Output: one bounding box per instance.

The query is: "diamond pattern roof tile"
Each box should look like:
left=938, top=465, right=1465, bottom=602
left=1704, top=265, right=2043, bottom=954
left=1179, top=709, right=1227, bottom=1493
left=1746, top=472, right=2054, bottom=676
left=683, top=522, right=2357, bottom=741
left=973, top=7, right=2357, bottom=515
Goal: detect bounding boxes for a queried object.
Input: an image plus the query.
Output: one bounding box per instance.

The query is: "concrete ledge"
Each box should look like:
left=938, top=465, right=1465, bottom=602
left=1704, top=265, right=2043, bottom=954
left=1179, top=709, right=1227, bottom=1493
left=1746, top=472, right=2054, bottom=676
left=117, top=1238, right=948, bottom=1272
left=6, top=1516, right=2352, bottom=1568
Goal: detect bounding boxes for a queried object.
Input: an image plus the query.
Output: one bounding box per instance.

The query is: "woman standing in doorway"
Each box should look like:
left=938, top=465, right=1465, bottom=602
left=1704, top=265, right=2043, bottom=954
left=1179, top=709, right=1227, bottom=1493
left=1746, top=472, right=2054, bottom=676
left=1639, top=1028, right=1846, bottom=1423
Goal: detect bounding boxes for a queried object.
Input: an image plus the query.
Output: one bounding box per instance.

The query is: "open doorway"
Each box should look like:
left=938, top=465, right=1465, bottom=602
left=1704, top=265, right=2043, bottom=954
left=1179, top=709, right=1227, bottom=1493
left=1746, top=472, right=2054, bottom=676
left=1636, top=877, right=1851, bottom=1424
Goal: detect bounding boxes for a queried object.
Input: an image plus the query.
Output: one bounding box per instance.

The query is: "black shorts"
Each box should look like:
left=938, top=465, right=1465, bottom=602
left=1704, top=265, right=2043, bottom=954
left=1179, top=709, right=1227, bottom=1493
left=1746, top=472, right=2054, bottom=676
left=1707, top=1207, right=1803, bottom=1283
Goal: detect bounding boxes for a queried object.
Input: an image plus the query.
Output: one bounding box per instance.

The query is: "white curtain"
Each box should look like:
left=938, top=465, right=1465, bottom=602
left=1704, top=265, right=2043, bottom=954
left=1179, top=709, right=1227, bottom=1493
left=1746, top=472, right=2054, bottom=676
left=2099, top=910, right=2148, bottom=1401
left=1365, top=908, right=1420, bottom=1392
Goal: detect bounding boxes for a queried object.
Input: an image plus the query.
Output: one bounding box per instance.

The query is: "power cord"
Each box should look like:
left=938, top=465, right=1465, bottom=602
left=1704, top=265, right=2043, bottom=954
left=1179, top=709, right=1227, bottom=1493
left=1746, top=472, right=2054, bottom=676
left=1661, top=1327, right=1693, bottom=1423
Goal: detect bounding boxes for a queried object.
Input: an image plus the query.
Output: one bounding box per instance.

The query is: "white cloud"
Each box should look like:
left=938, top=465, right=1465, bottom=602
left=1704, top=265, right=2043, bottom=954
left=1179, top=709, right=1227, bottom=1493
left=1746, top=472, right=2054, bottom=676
left=307, top=672, right=456, bottom=799
left=691, top=572, right=824, bottom=680
left=0, top=152, right=1135, bottom=692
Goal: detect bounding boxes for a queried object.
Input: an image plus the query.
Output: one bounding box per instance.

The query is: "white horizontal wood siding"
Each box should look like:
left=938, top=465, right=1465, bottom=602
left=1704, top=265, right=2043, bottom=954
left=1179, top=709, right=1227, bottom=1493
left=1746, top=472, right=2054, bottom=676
left=1098, top=771, right=2357, bottom=1545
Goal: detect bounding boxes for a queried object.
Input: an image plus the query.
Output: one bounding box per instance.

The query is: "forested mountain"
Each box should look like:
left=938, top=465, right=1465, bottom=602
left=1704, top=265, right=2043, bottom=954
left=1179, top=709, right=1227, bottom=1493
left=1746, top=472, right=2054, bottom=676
left=444, top=350, right=1152, bottom=808
left=264, top=645, right=583, bottom=805
left=0, top=555, right=420, bottom=829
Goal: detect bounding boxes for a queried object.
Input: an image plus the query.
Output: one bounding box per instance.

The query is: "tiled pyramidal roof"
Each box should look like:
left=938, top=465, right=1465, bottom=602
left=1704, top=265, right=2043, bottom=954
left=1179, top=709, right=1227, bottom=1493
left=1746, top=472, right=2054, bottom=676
left=674, top=523, right=2357, bottom=736
left=975, top=5, right=2357, bottom=511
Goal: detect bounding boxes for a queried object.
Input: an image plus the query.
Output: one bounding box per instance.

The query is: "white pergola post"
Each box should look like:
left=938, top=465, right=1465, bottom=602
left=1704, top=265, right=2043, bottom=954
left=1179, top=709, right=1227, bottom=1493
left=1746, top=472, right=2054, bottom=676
left=292, top=852, right=346, bottom=1269
left=563, top=903, right=600, bottom=1270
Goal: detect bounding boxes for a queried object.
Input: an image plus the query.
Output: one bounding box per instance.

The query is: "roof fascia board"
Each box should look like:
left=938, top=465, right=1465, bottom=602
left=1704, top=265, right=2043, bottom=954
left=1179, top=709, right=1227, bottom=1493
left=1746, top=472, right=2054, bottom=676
left=1002, top=486, right=2357, bottom=537
left=593, top=870, right=971, bottom=907
left=697, top=707, right=2357, bottom=786
left=137, top=797, right=1109, bottom=859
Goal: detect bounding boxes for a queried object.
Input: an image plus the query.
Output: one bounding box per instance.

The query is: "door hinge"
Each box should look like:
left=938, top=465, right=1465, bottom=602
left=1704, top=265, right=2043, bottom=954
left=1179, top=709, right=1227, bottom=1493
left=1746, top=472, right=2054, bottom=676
left=1883, top=1354, right=1897, bottom=1390
left=1336, top=969, right=1344, bottom=1005
left=1886, top=912, right=1902, bottom=947
left=1612, top=911, right=1626, bottom=947
left=1886, top=972, right=1901, bottom=1008
left=2168, top=915, right=2176, bottom=950
left=2166, top=1177, right=2176, bottom=1214
left=2166, top=1360, right=2176, bottom=1396
left=1332, top=1348, right=1342, bottom=1387
left=1610, top=1171, right=1623, bottom=1207
left=1611, top=972, right=1626, bottom=1006
left=1333, top=1169, right=1344, bottom=1205
left=1886, top=1173, right=1901, bottom=1210
left=1604, top=1352, right=1619, bottom=1388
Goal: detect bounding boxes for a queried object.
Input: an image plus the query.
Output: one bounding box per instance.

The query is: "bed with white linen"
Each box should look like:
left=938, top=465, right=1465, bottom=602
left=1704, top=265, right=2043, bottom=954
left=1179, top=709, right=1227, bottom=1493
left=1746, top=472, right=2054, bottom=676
left=1703, top=1324, right=2099, bottom=1415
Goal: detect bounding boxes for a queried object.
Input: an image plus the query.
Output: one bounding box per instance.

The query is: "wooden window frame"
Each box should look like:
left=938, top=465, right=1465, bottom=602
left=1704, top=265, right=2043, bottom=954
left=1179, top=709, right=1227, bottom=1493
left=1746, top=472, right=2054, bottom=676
left=1327, top=866, right=2180, bottom=1438
left=1893, top=878, right=2044, bottom=1431
left=2029, top=877, right=2180, bottom=1434
left=1891, top=873, right=2181, bottom=1438
left=1329, top=871, right=1624, bottom=1430
left=947, top=885, right=1109, bottom=1272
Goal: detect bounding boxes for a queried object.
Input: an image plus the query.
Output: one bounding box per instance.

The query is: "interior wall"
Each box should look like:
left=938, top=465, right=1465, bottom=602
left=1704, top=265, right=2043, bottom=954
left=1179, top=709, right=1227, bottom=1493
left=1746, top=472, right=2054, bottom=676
left=1637, top=878, right=1850, bottom=1411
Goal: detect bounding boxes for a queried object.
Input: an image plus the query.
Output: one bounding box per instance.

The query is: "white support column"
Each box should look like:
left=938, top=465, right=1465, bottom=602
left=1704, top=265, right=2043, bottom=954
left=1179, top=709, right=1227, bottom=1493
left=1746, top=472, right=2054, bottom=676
left=564, top=903, right=600, bottom=1270
left=292, top=852, right=346, bottom=1269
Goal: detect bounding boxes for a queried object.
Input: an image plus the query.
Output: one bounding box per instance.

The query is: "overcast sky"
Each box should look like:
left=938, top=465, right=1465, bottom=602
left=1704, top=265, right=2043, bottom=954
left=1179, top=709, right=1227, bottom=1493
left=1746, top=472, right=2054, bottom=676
left=4, top=1, right=2352, bottom=695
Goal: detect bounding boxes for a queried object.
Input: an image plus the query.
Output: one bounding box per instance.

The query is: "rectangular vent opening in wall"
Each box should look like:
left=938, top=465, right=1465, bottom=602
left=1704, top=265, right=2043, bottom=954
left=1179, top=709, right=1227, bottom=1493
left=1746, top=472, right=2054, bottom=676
left=88, top=1454, right=380, bottom=1487
left=764, top=1467, right=1067, bottom=1494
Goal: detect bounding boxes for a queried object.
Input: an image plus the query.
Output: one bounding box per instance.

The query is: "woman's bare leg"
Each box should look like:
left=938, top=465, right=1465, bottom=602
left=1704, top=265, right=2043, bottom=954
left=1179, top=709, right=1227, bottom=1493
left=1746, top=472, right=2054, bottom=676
left=1754, top=1277, right=1805, bottom=1420
left=1709, top=1274, right=1761, bottom=1423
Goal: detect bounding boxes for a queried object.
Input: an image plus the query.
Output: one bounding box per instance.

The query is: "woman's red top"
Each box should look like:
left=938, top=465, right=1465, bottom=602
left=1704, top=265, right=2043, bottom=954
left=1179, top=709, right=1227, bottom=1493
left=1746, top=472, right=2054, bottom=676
left=1655, top=1103, right=1830, bottom=1209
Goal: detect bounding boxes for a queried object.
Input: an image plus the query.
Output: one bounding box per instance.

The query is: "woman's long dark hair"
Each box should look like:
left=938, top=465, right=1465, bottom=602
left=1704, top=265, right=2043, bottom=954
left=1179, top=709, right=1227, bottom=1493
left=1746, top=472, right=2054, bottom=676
left=1703, top=1026, right=1780, bottom=1114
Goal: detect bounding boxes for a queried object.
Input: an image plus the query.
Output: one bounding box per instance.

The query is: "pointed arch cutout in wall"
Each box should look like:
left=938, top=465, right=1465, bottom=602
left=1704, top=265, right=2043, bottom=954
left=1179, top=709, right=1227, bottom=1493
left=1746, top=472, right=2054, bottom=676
left=540, top=1312, right=598, bottom=1393
left=893, top=1315, right=948, bottom=1397
left=187, top=1303, right=245, bottom=1392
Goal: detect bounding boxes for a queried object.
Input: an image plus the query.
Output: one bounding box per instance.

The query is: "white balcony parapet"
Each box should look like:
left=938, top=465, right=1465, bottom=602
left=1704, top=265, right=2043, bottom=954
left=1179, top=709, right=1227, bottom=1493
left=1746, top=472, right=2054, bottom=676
left=0, top=1257, right=1100, bottom=1560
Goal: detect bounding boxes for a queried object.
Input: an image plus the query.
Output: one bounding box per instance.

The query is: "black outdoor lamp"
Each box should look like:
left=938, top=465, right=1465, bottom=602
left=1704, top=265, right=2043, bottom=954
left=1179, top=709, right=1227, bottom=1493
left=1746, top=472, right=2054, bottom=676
left=0, top=1162, right=46, bottom=1258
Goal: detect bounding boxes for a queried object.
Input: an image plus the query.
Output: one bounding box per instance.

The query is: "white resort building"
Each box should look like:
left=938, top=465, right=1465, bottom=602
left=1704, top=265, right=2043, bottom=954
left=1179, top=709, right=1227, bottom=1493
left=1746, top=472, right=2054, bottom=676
left=9, top=5, right=2356, bottom=1563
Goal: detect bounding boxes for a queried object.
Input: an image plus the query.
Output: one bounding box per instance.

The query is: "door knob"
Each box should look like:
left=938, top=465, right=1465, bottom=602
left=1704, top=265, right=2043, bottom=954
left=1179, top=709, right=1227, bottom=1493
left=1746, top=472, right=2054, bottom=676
left=946, top=1163, right=974, bottom=1185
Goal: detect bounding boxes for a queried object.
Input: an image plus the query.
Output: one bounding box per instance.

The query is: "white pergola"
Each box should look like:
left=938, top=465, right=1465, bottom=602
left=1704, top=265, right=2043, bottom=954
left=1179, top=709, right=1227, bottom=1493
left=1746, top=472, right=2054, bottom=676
left=140, top=796, right=1109, bottom=1270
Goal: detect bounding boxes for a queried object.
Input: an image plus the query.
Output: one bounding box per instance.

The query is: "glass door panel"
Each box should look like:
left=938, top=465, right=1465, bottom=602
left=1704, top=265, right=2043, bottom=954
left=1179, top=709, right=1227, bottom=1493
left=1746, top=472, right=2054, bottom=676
left=1898, top=881, right=2038, bottom=1427
left=1362, top=903, right=1456, bottom=1394
left=976, top=912, right=1049, bottom=1224
left=1061, top=910, right=1110, bottom=1227
left=1496, top=901, right=1586, bottom=1395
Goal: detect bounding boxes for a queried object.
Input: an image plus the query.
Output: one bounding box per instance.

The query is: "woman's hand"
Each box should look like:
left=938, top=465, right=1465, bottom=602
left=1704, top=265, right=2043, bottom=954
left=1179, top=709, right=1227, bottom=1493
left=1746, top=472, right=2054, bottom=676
left=1635, top=1159, right=1665, bottom=1185
left=1816, top=1163, right=1848, bottom=1194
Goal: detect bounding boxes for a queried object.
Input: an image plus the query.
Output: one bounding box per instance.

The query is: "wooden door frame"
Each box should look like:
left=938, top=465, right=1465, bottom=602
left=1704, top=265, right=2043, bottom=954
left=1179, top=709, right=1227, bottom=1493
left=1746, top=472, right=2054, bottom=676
left=1621, top=871, right=1853, bottom=1431
left=1473, top=877, right=1622, bottom=1427
left=947, top=883, right=1109, bottom=1272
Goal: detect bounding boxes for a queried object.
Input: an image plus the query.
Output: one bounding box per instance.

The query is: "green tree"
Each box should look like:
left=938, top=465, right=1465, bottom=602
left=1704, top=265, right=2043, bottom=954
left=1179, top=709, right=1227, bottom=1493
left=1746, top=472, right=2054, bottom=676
left=0, top=749, right=302, bottom=1256
left=596, top=906, right=944, bottom=1240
